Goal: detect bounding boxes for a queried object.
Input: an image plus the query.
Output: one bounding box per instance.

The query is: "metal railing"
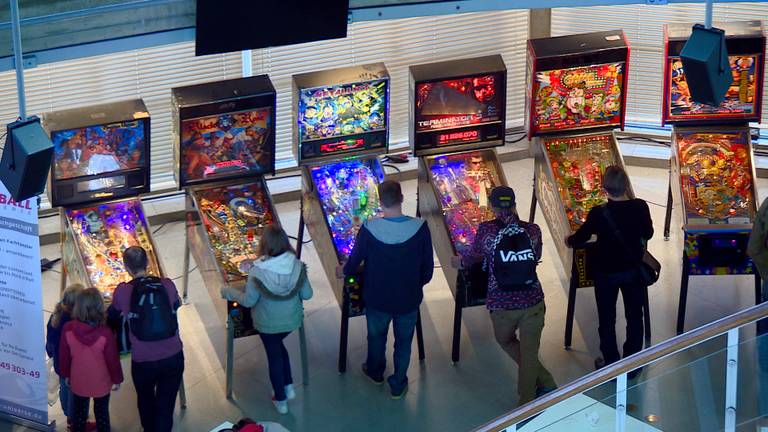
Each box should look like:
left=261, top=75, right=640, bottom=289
left=474, top=300, right=768, bottom=431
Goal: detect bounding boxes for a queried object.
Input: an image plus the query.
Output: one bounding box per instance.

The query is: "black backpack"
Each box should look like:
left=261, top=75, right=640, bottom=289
left=490, top=222, right=539, bottom=292
left=128, top=276, right=178, bottom=342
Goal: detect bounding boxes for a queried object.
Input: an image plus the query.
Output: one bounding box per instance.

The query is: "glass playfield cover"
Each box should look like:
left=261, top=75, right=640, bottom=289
left=542, top=133, right=620, bottom=231
left=426, top=150, right=502, bottom=257
left=66, top=199, right=161, bottom=299
left=675, top=129, right=756, bottom=226
left=309, top=158, right=384, bottom=258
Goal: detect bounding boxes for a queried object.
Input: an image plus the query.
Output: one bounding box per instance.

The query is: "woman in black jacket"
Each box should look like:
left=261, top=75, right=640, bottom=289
left=566, top=166, right=653, bottom=369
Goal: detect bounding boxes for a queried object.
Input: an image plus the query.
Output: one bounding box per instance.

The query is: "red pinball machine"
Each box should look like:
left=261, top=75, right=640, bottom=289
left=660, top=21, right=765, bottom=334
left=410, top=55, right=508, bottom=363
left=525, top=30, right=648, bottom=349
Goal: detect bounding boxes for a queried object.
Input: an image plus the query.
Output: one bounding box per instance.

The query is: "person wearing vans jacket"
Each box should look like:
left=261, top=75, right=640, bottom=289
left=222, top=225, right=313, bottom=415
left=109, top=246, right=184, bottom=432
left=453, top=186, right=556, bottom=406
left=338, top=180, right=434, bottom=400
left=59, top=288, right=123, bottom=432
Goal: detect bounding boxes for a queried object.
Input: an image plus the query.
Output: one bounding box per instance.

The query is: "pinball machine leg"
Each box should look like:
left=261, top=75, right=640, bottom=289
left=663, top=168, right=673, bottom=241
left=296, top=197, right=306, bottom=259
left=299, top=323, right=309, bottom=385
left=755, top=272, right=762, bottom=306
left=564, top=274, right=578, bottom=350
left=338, top=293, right=350, bottom=374
left=451, top=294, right=463, bottom=364
left=529, top=183, right=537, bottom=223
left=416, top=309, right=425, bottom=362
left=226, top=313, right=235, bottom=399
left=181, top=232, right=191, bottom=305
left=642, top=285, right=651, bottom=348
left=178, top=377, right=187, bottom=410
left=676, top=253, right=691, bottom=335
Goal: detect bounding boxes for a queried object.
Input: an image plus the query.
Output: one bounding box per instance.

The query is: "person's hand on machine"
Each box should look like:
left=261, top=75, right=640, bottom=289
left=335, top=259, right=347, bottom=279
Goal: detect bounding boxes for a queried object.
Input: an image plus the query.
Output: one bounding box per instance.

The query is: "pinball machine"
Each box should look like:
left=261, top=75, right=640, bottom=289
left=525, top=31, right=645, bottom=349
left=172, top=76, right=306, bottom=397
left=409, top=55, right=508, bottom=363
left=46, top=100, right=166, bottom=303
left=292, top=63, right=424, bottom=373
left=661, top=21, right=765, bottom=334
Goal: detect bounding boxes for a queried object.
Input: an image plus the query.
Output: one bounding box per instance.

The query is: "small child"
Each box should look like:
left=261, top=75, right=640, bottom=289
left=60, top=288, right=124, bottom=432
left=47, top=284, right=91, bottom=431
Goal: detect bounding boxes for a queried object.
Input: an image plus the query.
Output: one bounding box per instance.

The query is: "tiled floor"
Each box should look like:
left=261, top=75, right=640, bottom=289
left=3, top=157, right=765, bottom=432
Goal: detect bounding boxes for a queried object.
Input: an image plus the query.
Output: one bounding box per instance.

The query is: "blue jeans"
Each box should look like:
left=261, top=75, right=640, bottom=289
left=259, top=332, right=293, bottom=401
left=365, top=307, right=418, bottom=394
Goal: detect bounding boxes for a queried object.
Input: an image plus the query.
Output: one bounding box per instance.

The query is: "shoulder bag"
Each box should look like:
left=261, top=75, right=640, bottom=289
left=601, top=205, right=661, bottom=286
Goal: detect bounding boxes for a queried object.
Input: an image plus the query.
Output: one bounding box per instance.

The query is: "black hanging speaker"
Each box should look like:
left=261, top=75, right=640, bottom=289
left=680, top=24, right=732, bottom=106
left=0, top=116, right=54, bottom=201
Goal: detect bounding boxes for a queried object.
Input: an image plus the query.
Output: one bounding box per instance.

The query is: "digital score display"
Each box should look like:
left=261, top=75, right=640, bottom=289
left=320, top=138, right=366, bottom=155
left=437, top=129, right=481, bottom=146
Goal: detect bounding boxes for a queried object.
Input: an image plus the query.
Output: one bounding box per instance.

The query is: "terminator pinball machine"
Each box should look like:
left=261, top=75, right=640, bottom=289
left=661, top=21, right=765, bottom=333
left=525, top=31, right=647, bottom=349
left=172, top=76, right=307, bottom=397
left=409, top=55, right=508, bottom=363
left=292, top=63, right=424, bottom=373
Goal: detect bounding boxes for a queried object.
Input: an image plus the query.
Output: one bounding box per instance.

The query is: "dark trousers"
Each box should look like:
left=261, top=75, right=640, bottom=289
left=258, top=332, right=293, bottom=401
left=366, top=307, right=418, bottom=394
left=594, top=270, right=645, bottom=364
left=131, top=351, right=184, bottom=432
left=72, top=393, right=109, bottom=432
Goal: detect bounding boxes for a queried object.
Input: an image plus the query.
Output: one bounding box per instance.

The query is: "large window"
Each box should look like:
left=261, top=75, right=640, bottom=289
left=0, top=10, right=528, bottom=197
left=552, top=3, right=768, bottom=129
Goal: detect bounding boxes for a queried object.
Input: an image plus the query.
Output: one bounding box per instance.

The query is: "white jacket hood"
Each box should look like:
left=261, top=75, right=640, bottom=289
left=250, top=252, right=303, bottom=297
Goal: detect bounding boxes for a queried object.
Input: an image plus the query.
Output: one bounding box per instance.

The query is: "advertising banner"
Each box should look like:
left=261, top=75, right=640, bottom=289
left=0, top=181, right=47, bottom=425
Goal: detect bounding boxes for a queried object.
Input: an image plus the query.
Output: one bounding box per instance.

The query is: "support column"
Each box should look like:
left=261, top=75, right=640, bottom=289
left=528, top=9, right=552, bottom=40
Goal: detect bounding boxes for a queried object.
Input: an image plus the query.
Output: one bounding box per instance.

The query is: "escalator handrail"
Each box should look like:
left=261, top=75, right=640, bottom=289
left=474, top=300, right=768, bottom=431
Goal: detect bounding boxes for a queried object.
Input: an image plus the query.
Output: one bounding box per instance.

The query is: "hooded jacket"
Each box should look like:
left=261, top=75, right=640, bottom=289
left=46, top=309, right=73, bottom=376
left=344, top=216, right=434, bottom=314
left=222, top=252, right=313, bottom=334
left=59, top=320, right=123, bottom=398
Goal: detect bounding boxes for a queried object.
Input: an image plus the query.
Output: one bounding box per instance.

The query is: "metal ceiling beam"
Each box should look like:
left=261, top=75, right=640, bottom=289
left=1, top=0, right=764, bottom=74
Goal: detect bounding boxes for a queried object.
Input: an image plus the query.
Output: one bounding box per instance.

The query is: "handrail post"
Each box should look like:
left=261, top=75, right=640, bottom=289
left=724, top=328, right=739, bottom=432
left=615, top=373, right=627, bottom=432
left=10, top=0, right=26, bottom=120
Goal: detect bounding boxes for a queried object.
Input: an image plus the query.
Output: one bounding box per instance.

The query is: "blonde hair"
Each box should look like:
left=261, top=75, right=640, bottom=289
left=73, top=288, right=106, bottom=325
left=258, top=224, right=295, bottom=258
left=51, top=284, right=84, bottom=328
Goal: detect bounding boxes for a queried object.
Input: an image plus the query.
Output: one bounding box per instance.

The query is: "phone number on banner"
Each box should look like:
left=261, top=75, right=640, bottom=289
left=0, top=362, right=41, bottom=379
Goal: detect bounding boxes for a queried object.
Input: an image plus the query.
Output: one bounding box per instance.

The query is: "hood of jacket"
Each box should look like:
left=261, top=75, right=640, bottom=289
left=251, top=252, right=304, bottom=297
left=364, top=216, right=425, bottom=245
left=68, top=320, right=106, bottom=346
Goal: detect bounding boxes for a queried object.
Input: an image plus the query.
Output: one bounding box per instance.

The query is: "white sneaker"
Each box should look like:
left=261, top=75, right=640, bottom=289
left=272, top=397, right=288, bottom=414
left=285, top=384, right=296, bottom=400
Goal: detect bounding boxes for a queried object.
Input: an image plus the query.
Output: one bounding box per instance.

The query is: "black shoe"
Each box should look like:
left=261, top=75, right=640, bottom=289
left=594, top=357, right=606, bottom=370
left=362, top=363, right=384, bottom=385
left=536, top=385, right=558, bottom=398
left=390, top=384, right=408, bottom=400
left=628, top=367, right=644, bottom=380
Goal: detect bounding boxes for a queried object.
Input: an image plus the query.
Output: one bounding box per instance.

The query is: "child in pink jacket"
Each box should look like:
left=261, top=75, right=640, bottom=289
left=60, top=288, right=123, bottom=432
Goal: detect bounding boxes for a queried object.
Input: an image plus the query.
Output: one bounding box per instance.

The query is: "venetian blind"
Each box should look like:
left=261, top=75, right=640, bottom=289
left=551, top=3, right=768, bottom=130
left=0, top=9, right=528, bottom=199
